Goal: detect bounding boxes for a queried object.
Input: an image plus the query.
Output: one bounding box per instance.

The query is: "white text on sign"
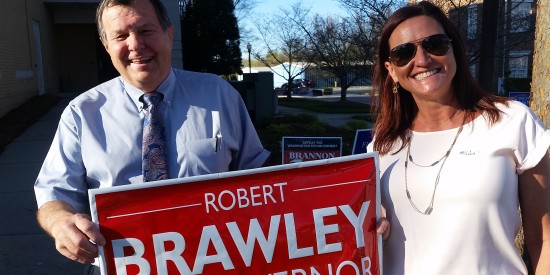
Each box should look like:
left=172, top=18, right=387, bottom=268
left=204, top=183, right=288, bottom=213
left=111, top=201, right=371, bottom=274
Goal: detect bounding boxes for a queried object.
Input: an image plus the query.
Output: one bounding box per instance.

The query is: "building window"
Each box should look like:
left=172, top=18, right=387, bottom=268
left=467, top=5, right=477, bottom=40
left=510, top=2, right=532, bottom=33
left=508, top=51, right=530, bottom=78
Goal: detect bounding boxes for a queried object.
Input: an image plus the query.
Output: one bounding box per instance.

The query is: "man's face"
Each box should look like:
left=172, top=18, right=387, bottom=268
left=100, top=0, right=173, bottom=92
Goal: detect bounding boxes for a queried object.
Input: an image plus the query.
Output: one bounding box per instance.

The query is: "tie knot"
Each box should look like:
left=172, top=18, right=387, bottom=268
left=142, top=91, right=163, bottom=106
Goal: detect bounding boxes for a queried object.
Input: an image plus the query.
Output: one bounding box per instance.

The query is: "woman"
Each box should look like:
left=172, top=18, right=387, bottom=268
left=368, top=2, right=550, bottom=274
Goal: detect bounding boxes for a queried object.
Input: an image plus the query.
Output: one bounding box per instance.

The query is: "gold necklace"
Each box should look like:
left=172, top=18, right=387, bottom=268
left=404, top=123, right=464, bottom=215
left=408, top=152, right=445, bottom=167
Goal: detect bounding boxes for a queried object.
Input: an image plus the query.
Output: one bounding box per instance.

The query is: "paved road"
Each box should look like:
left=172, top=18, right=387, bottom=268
left=282, top=86, right=373, bottom=104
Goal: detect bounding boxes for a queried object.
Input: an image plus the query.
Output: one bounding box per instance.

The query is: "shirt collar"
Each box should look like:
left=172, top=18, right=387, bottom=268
left=122, top=69, right=176, bottom=110
left=155, top=69, right=175, bottom=108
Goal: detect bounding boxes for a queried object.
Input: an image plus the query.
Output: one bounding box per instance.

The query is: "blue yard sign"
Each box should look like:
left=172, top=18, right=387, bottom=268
left=352, top=129, right=373, bottom=155
left=509, top=92, right=531, bottom=106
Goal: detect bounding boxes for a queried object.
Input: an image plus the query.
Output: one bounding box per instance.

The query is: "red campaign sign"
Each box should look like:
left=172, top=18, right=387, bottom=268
left=90, top=154, right=381, bottom=275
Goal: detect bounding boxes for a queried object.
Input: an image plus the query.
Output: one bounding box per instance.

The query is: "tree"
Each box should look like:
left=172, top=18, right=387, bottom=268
left=292, top=0, right=400, bottom=101
left=180, top=0, right=242, bottom=76
left=431, top=0, right=537, bottom=94
left=297, top=14, right=377, bottom=101
left=252, top=5, right=311, bottom=98
left=530, top=1, right=549, bottom=124
left=528, top=3, right=548, bottom=270
left=337, top=0, right=405, bottom=30
left=478, top=0, right=500, bottom=92
left=233, top=0, right=259, bottom=43
left=233, top=0, right=257, bottom=22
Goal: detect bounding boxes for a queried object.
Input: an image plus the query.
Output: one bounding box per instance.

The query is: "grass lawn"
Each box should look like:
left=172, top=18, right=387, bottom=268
left=257, top=96, right=376, bottom=166
left=277, top=97, right=371, bottom=114
left=256, top=113, right=360, bottom=166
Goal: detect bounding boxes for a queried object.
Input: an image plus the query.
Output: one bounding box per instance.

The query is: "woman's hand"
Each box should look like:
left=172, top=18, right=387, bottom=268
left=376, top=217, right=391, bottom=241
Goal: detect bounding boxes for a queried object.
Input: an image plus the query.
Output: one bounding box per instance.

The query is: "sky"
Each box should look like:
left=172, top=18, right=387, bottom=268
left=253, top=0, right=346, bottom=17
left=241, top=0, right=347, bottom=57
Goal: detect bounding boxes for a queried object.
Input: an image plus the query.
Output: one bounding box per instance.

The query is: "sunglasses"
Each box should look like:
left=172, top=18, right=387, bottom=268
left=388, top=34, right=452, bottom=67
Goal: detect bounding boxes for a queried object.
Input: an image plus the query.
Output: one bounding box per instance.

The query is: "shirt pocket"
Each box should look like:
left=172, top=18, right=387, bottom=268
left=181, top=138, right=230, bottom=175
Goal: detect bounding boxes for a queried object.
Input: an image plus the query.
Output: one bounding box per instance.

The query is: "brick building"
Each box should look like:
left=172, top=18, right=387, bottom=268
left=0, top=0, right=182, bottom=117
left=448, top=0, right=536, bottom=94
left=409, top=0, right=536, bottom=94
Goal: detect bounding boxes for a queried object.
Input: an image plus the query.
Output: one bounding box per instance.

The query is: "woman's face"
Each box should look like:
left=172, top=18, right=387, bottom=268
left=385, top=16, right=456, bottom=102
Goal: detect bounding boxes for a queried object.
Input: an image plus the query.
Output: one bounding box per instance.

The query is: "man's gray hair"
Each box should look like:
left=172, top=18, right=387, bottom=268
left=96, top=0, right=172, bottom=40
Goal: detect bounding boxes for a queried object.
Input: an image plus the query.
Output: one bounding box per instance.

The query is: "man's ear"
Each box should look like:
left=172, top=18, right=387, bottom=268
left=384, top=61, right=399, bottom=83
left=167, top=26, right=174, bottom=43
left=100, top=36, right=109, bottom=52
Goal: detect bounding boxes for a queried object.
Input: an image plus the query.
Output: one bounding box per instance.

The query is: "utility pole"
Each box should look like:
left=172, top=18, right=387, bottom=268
left=247, top=42, right=252, bottom=73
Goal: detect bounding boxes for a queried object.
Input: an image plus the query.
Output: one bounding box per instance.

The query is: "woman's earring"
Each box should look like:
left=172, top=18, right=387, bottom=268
left=393, top=82, right=399, bottom=94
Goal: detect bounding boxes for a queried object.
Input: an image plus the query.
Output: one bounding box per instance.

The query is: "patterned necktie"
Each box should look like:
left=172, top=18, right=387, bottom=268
left=142, top=92, right=168, bottom=182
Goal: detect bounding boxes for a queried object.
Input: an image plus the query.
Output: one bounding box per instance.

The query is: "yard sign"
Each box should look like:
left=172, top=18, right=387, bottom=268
left=352, top=129, right=373, bottom=155
left=509, top=91, right=531, bottom=106
left=282, top=136, right=342, bottom=164
left=89, top=153, right=381, bottom=275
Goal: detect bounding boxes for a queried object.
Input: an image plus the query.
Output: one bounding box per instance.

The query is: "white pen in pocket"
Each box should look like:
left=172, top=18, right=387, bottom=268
left=212, top=111, right=221, bottom=152
left=215, top=132, right=222, bottom=152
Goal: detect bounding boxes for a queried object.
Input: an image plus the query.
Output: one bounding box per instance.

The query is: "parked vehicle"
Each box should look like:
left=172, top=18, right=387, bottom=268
left=302, top=79, right=314, bottom=87
left=281, top=78, right=314, bottom=89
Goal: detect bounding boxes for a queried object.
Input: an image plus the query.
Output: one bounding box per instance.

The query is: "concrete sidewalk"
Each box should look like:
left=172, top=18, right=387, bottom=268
left=0, top=93, right=87, bottom=275
left=0, top=92, right=368, bottom=274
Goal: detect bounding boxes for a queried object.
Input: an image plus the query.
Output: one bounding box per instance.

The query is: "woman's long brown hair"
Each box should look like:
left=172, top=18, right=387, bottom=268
left=371, top=1, right=508, bottom=155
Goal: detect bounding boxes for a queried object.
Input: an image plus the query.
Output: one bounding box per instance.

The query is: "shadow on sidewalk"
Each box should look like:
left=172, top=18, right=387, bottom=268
left=0, top=93, right=88, bottom=274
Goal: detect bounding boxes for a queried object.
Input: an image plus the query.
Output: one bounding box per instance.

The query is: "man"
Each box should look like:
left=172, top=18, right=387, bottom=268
left=34, top=0, right=269, bottom=272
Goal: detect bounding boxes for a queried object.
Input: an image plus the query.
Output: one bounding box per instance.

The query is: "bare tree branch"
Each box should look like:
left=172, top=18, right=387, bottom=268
left=251, top=4, right=312, bottom=98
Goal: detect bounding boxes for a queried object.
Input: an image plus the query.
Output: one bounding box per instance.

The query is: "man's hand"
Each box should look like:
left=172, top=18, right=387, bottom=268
left=37, top=201, right=106, bottom=264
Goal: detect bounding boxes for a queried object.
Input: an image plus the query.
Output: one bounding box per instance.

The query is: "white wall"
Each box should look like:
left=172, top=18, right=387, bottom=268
left=271, top=63, right=305, bottom=88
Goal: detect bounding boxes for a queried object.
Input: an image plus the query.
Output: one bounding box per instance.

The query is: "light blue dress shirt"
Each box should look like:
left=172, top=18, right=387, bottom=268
left=34, top=69, right=270, bottom=213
